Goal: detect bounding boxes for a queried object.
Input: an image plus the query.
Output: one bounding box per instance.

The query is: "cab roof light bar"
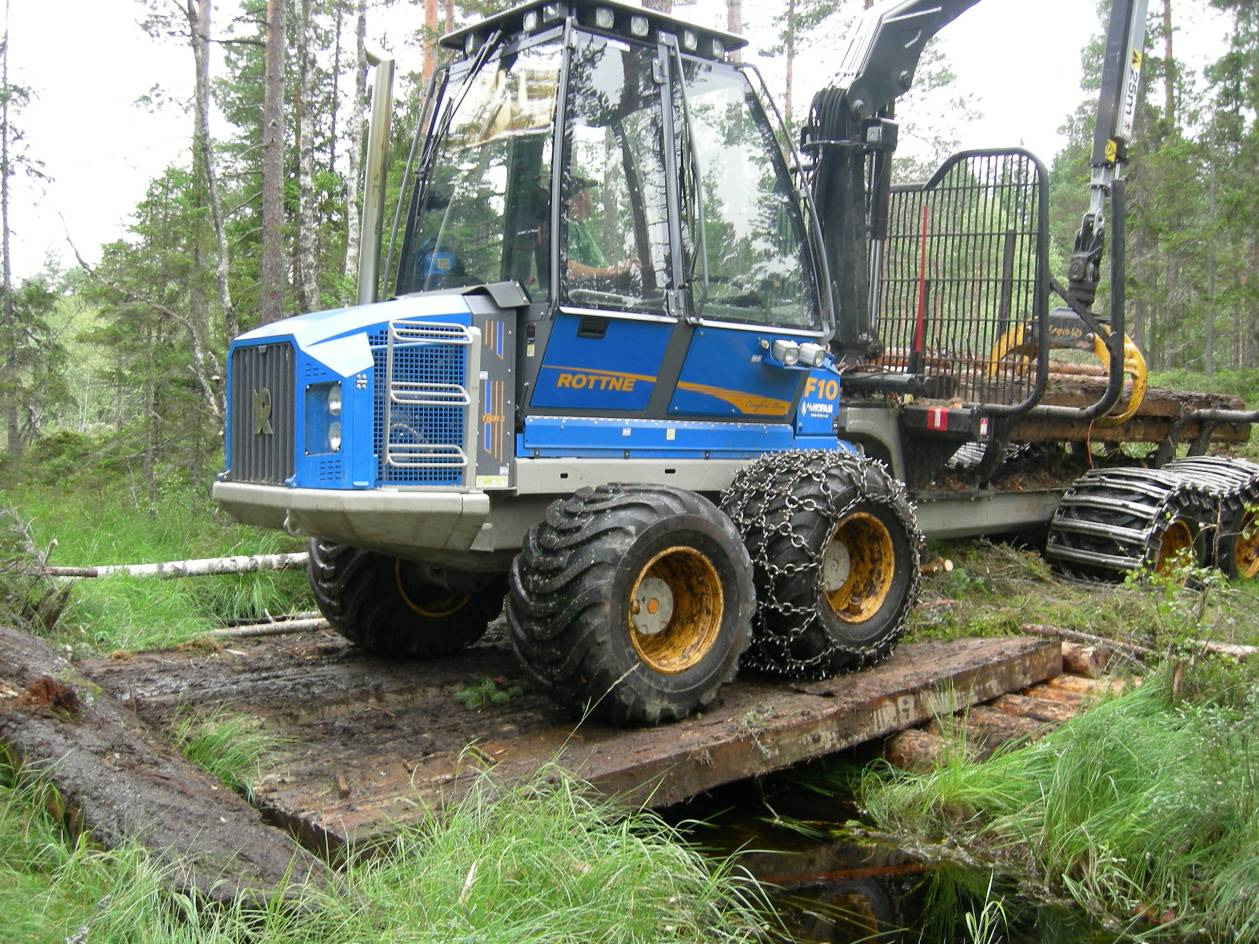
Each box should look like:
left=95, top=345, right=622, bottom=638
left=440, top=0, right=747, bottom=62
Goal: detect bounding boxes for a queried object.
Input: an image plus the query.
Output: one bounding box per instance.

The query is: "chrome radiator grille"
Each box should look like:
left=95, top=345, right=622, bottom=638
left=229, top=343, right=295, bottom=484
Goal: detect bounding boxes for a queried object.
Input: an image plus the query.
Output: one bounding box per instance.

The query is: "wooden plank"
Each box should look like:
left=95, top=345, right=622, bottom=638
left=0, top=625, right=329, bottom=905
left=82, top=632, right=1061, bottom=852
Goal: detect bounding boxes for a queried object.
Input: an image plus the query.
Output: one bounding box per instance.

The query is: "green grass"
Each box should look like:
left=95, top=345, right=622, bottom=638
left=170, top=709, right=285, bottom=802
left=907, top=538, right=1259, bottom=649
left=0, top=758, right=771, bottom=944
left=0, top=479, right=308, bottom=655
left=860, top=662, right=1259, bottom=942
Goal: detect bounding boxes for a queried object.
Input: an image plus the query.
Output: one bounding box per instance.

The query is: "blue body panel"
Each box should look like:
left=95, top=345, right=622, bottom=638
left=668, top=327, right=810, bottom=419
left=530, top=313, right=671, bottom=412
left=520, top=415, right=856, bottom=459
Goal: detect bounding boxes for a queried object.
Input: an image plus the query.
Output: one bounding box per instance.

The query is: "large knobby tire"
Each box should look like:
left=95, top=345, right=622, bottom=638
left=308, top=539, right=504, bottom=658
left=721, top=451, right=922, bottom=679
left=507, top=484, right=754, bottom=726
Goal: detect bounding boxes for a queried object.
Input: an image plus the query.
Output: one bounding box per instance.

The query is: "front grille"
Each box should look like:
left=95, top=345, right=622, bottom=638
left=229, top=343, right=295, bottom=484
left=370, top=322, right=472, bottom=486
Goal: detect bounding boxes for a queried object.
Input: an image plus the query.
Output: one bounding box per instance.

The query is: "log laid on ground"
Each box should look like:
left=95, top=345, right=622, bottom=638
left=1060, top=642, right=1113, bottom=679
left=987, top=693, right=1079, bottom=725
left=883, top=728, right=957, bottom=773
left=208, top=617, right=329, bottom=640
left=44, top=552, right=309, bottom=580
left=1023, top=623, right=1156, bottom=660
left=0, top=624, right=329, bottom=905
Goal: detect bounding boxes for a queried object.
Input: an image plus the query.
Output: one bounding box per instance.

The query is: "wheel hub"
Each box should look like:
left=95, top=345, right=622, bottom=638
left=627, top=546, right=723, bottom=675
left=631, top=576, right=674, bottom=635
left=1236, top=510, right=1259, bottom=579
left=821, top=541, right=852, bottom=593
left=1154, top=518, right=1195, bottom=574
left=821, top=512, right=895, bottom=623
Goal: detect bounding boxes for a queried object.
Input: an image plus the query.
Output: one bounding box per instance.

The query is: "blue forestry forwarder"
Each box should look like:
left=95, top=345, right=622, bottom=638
left=215, top=0, right=1258, bottom=724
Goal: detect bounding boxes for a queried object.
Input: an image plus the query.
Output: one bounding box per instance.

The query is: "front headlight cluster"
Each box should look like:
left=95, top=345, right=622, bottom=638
left=304, top=381, right=343, bottom=454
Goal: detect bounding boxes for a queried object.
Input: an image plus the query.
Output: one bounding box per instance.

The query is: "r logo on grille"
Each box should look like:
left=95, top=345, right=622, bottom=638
left=252, top=388, right=274, bottom=436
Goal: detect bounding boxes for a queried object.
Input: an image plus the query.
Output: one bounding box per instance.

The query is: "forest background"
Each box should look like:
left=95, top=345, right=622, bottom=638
left=0, top=0, right=1255, bottom=519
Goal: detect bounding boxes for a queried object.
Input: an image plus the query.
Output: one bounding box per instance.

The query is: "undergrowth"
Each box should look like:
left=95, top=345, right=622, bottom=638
left=170, top=709, right=285, bottom=802
left=860, top=661, right=1259, bottom=942
left=907, top=538, right=1259, bottom=649
left=0, top=479, right=307, bottom=655
left=0, top=758, right=770, bottom=944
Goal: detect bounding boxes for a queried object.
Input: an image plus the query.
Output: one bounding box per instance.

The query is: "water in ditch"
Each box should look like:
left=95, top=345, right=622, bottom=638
left=670, top=753, right=1113, bottom=944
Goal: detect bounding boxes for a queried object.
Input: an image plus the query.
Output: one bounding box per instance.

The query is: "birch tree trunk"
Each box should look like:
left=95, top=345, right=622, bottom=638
left=726, top=0, right=742, bottom=62
left=2, top=0, right=17, bottom=458
left=260, top=0, right=288, bottom=325
left=295, top=0, right=319, bottom=313
left=341, top=0, right=368, bottom=295
left=187, top=0, right=237, bottom=342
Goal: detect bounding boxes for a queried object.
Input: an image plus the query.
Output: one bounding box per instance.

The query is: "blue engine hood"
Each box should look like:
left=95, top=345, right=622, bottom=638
left=233, top=293, right=474, bottom=378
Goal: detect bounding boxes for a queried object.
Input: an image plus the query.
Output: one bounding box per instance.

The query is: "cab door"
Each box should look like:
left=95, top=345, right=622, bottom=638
left=664, top=53, right=827, bottom=425
left=528, top=32, right=678, bottom=419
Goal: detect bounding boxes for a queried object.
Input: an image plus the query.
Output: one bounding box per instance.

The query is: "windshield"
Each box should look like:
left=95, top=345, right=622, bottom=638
left=398, top=40, right=561, bottom=296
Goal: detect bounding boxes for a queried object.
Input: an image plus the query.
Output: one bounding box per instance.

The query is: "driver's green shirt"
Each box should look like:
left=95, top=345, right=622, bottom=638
left=568, top=217, right=607, bottom=268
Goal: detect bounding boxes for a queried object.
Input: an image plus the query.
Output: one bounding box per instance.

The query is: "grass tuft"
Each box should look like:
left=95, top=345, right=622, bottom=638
left=0, top=755, right=772, bottom=943
left=170, top=709, right=285, bottom=801
left=861, top=661, right=1259, bottom=941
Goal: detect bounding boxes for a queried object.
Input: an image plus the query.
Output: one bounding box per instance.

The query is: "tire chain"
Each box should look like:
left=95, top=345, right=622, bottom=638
left=720, top=450, right=923, bottom=678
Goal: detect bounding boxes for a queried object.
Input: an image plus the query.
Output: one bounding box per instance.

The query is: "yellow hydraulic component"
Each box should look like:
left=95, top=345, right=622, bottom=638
left=985, top=322, right=1148, bottom=424
left=1091, top=328, right=1148, bottom=425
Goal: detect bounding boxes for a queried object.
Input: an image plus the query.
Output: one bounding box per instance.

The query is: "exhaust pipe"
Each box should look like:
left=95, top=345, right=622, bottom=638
left=357, top=50, right=396, bottom=305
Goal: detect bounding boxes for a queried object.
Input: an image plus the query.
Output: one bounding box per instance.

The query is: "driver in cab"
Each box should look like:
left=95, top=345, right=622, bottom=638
left=565, top=177, right=637, bottom=283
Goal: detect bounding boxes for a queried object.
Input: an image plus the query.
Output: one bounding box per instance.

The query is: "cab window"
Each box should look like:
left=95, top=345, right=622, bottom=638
left=678, top=61, right=819, bottom=328
left=560, top=35, right=672, bottom=314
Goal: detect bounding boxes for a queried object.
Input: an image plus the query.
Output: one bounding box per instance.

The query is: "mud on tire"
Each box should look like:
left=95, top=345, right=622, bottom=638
left=721, top=451, right=922, bottom=679
left=507, top=484, right=754, bottom=726
left=308, top=539, right=504, bottom=658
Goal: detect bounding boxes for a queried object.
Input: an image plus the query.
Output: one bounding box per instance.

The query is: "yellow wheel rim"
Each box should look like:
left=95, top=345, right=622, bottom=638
left=627, top=546, right=723, bottom=675
left=821, top=512, right=895, bottom=623
left=1154, top=519, right=1195, bottom=574
left=395, top=560, right=470, bottom=619
left=1235, top=511, right=1259, bottom=580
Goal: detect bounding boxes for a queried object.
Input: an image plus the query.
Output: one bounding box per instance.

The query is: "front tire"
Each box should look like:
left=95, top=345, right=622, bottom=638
left=308, top=540, right=504, bottom=658
left=721, top=451, right=921, bottom=679
left=507, top=485, right=754, bottom=725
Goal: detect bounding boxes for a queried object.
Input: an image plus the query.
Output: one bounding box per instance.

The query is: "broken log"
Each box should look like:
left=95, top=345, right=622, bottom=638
left=44, top=551, right=309, bottom=580
left=0, top=624, right=329, bottom=905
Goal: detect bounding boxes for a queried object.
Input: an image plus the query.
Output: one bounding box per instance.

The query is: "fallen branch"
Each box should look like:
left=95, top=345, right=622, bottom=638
left=208, top=617, right=328, bottom=639
left=44, top=551, right=309, bottom=580
left=1021, top=622, right=1157, bottom=660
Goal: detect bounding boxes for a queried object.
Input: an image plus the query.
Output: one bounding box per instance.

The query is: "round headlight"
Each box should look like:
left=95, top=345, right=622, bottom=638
left=328, top=421, right=342, bottom=452
left=328, top=384, right=342, bottom=415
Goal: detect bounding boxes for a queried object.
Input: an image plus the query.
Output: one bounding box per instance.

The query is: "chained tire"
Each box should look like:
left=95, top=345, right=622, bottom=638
left=507, top=484, right=754, bottom=726
left=1045, top=468, right=1209, bottom=581
left=721, top=451, right=922, bottom=679
left=308, top=539, right=505, bottom=657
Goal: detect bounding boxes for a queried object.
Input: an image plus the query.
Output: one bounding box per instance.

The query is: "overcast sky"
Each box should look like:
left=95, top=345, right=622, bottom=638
left=4, top=0, right=1232, bottom=282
